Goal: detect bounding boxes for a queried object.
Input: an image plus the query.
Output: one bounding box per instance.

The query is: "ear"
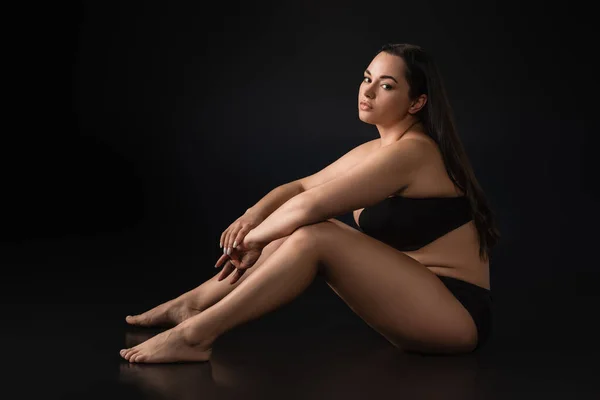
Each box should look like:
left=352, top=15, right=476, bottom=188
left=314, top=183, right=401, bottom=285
left=408, top=94, right=427, bottom=115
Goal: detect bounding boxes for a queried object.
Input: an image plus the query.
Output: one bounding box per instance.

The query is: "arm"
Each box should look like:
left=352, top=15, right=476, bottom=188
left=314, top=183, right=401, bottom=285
left=243, top=192, right=311, bottom=248
left=245, top=181, right=304, bottom=220
left=244, top=138, right=428, bottom=247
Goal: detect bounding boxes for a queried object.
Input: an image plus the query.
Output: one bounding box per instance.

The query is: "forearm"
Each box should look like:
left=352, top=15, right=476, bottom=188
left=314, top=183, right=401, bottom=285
left=245, top=181, right=304, bottom=220
left=243, top=193, right=313, bottom=248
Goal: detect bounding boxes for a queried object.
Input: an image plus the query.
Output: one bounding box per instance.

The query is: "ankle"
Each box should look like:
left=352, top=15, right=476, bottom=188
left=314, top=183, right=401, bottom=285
left=174, top=290, right=198, bottom=307
left=185, top=293, right=207, bottom=312
left=179, top=318, right=218, bottom=347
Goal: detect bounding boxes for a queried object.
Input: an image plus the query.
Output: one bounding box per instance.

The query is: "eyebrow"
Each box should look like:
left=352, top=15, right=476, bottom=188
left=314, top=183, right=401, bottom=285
left=364, top=69, right=398, bottom=84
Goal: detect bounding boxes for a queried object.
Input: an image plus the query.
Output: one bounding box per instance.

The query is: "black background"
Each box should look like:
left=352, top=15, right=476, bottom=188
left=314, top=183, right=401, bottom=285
left=2, top=1, right=599, bottom=398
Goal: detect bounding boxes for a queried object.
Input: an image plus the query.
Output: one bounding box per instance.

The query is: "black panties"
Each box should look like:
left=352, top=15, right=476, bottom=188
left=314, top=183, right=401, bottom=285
left=436, top=275, right=493, bottom=350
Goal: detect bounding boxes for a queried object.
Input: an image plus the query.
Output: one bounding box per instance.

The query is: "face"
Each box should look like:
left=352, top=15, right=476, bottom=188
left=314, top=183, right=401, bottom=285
left=358, top=52, right=425, bottom=126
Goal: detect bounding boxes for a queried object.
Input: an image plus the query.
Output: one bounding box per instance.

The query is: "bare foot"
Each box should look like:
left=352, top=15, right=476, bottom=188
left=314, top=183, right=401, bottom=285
left=125, top=295, right=202, bottom=328
left=120, top=325, right=213, bottom=363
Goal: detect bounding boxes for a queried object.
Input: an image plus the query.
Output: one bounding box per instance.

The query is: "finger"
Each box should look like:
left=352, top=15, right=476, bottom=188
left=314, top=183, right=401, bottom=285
left=225, top=228, right=236, bottom=255
left=218, top=261, right=235, bottom=281
left=231, top=256, right=246, bottom=270
left=230, top=268, right=246, bottom=285
left=220, top=230, right=227, bottom=250
left=218, top=264, right=233, bottom=281
left=233, top=229, right=247, bottom=250
left=215, top=253, right=229, bottom=269
left=223, top=229, right=230, bottom=254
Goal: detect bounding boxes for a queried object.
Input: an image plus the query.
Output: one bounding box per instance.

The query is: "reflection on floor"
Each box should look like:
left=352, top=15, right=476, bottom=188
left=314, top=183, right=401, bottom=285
left=5, top=299, right=598, bottom=400
left=3, top=232, right=599, bottom=399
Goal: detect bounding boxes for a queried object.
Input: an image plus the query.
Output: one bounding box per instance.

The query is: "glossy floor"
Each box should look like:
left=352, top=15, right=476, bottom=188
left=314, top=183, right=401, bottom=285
left=3, top=232, right=599, bottom=400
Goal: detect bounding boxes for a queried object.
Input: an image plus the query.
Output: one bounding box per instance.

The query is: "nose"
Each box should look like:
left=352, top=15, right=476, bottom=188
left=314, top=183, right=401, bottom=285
left=363, top=87, right=375, bottom=99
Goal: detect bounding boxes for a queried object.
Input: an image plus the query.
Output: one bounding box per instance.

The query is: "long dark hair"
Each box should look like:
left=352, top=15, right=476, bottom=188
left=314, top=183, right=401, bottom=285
left=379, top=43, right=501, bottom=262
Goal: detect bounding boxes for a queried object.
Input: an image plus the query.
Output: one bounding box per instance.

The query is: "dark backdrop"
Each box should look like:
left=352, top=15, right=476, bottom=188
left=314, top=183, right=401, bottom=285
left=2, top=0, right=598, bottom=379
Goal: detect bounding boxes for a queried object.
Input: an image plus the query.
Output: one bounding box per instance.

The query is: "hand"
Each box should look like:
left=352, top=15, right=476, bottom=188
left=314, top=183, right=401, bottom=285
left=214, top=235, right=266, bottom=284
left=219, top=209, right=265, bottom=257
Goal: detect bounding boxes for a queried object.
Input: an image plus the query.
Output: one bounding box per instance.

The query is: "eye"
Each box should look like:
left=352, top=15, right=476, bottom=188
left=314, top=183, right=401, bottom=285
left=363, top=77, right=393, bottom=90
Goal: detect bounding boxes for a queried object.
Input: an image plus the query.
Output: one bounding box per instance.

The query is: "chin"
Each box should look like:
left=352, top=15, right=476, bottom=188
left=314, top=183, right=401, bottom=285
left=358, top=113, right=376, bottom=124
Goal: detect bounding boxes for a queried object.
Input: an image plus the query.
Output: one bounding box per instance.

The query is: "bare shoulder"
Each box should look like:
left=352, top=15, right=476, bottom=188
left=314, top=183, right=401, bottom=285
left=376, top=134, right=437, bottom=167
left=399, top=132, right=442, bottom=165
left=401, top=131, right=438, bottom=150
left=398, top=132, right=464, bottom=196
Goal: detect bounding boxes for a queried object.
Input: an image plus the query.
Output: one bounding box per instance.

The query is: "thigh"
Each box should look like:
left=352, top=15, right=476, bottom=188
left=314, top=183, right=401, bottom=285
left=298, top=221, right=478, bottom=354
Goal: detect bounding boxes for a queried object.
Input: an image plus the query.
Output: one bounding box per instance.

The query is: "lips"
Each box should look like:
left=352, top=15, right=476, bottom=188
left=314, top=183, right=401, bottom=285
left=359, top=101, right=372, bottom=110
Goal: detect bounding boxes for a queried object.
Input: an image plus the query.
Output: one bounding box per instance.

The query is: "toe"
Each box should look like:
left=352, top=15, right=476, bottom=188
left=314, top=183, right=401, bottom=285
left=126, top=315, right=141, bottom=324
left=124, top=349, right=137, bottom=360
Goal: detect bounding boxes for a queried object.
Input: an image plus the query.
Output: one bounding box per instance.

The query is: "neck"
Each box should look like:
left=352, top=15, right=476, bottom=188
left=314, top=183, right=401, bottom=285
left=376, top=116, right=423, bottom=147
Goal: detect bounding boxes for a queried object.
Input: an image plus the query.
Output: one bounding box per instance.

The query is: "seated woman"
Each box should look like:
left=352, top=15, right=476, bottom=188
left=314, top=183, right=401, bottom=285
left=121, top=43, right=501, bottom=363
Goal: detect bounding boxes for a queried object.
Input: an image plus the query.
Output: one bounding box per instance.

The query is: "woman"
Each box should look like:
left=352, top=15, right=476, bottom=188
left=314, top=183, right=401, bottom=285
left=121, top=43, right=501, bottom=363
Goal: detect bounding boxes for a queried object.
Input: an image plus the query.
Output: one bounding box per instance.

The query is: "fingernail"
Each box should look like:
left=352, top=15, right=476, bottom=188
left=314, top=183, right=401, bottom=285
left=227, top=247, right=232, bottom=256
left=223, top=247, right=226, bottom=255
left=233, top=241, right=237, bottom=248
left=219, top=242, right=222, bottom=248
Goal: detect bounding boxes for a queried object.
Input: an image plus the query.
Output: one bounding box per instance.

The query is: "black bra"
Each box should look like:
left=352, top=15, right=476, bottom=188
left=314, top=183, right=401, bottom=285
left=358, top=195, right=472, bottom=251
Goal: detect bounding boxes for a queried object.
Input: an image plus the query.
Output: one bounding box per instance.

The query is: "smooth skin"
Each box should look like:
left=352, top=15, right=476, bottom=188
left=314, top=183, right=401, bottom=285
left=124, top=234, right=291, bottom=328
left=121, top=219, right=477, bottom=363
left=121, top=50, right=479, bottom=362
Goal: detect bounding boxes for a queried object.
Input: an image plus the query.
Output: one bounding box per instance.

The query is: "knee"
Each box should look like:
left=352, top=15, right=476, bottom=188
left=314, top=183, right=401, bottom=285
left=264, top=234, right=291, bottom=250
left=291, top=220, right=336, bottom=246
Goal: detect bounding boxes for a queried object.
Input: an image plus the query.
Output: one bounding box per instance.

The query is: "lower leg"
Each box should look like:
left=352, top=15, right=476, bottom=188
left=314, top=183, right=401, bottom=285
left=189, top=234, right=320, bottom=341
left=125, top=236, right=290, bottom=327
left=121, top=233, right=320, bottom=363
